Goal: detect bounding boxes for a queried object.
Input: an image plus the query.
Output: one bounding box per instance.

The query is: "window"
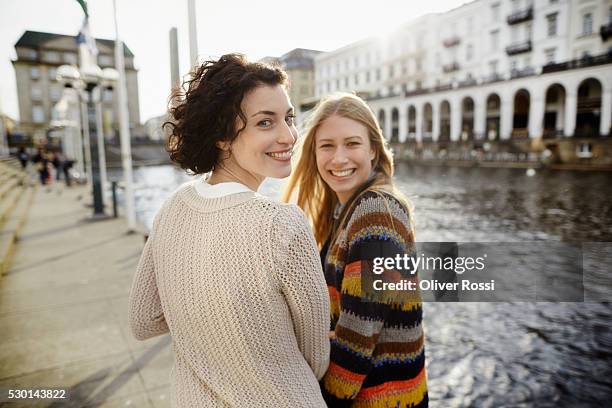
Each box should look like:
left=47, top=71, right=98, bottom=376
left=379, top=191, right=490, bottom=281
left=416, top=80, right=422, bottom=90
left=354, top=56, right=359, bottom=68
left=49, top=85, right=61, bottom=102
left=366, top=71, right=371, bottom=83
left=31, top=85, right=42, bottom=101
left=22, top=49, right=37, bottom=60
left=577, top=143, right=593, bottom=158
left=547, top=13, right=557, bottom=37
left=491, top=3, right=500, bottom=22
left=416, top=59, right=422, bottom=72
left=103, top=87, right=114, bottom=103
left=582, top=13, right=593, bottom=36
left=467, top=17, right=473, bottom=34
left=99, top=54, right=113, bottom=66
left=510, top=60, right=518, bottom=72
left=490, top=30, right=499, bottom=51
left=30, top=66, right=39, bottom=79
left=48, top=67, right=57, bottom=81
left=344, top=77, right=349, bottom=88
left=32, top=106, right=44, bottom=123
left=389, top=64, right=395, bottom=78
left=545, top=48, right=556, bottom=64
left=43, top=51, right=60, bottom=63
left=489, top=60, right=498, bottom=74
left=376, top=68, right=381, bottom=81
left=63, top=52, right=77, bottom=64
left=511, top=26, right=519, bottom=42
left=354, top=74, right=359, bottom=86
left=466, top=44, right=473, bottom=61
left=526, top=23, right=533, bottom=40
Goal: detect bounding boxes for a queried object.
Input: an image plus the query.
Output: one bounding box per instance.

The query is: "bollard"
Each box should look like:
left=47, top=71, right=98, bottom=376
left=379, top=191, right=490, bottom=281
left=111, top=181, right=118, bottom=218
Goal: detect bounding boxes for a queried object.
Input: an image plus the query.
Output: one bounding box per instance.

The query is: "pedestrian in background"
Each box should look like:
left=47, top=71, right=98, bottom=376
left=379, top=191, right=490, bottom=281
left=17, top=147, right=29, bottom=169
left=32, top=148, right=50, bottom=186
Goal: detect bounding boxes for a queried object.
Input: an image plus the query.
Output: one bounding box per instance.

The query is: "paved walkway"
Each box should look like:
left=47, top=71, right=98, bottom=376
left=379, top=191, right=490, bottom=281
left=0, top=184, right=172, bottom=407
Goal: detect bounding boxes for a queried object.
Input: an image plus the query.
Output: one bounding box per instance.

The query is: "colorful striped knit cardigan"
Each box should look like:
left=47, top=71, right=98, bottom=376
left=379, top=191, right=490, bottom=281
left=321, top=189, right=428, bottom=408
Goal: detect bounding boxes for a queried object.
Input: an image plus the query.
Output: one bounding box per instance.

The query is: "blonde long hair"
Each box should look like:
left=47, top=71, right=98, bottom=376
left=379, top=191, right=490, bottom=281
left=282, top=93, right=406, bottom=247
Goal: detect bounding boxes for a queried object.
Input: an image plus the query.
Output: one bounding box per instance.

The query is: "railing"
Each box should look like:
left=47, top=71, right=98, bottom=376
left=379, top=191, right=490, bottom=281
left=506, top=40, right=532, bottom=56
left=435, top=83, right=453, bottom=92
left=510, top=66, right=536, bottom=79
left=442, top=62, right=460, bottom=73
left=511, top=129, right=529, bottom=139
left=577, top=97, right=602, bottom=111
left=507, top=7, right=533, bottom=25
left=405, top=88, right=429, bottom=97
left=543, top=129, right=564, bottom=139
left=442, top=36, right=461, bottom=48
left=483, top=73, right=504, bottom=84
left=574, top=129, right=601, bottom=138
left=542, top=52, right=612, bottom=74
left=458, top=78, right=477, bottom=88
left=601, top=23, right=612, bottom=41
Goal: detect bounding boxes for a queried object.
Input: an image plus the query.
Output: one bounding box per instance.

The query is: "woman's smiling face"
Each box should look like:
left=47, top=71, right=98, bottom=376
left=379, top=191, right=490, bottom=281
left=314, top=114, right=375, bottom=204
left=219, top=84, right=297, bottom=185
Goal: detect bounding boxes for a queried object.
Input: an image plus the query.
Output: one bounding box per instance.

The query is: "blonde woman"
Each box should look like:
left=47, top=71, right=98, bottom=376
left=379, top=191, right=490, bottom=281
left=129, top=54, right=330, bottom=407
left=284, top=93, right=428, bottom=407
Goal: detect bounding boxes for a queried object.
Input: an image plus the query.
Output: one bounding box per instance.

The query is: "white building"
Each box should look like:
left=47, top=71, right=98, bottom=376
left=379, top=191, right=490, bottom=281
left=313, top=0, right=612, bottom=145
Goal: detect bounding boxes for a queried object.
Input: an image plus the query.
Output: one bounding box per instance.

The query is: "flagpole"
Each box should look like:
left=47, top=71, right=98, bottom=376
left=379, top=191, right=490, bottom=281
left=188, top=0, right=198, bottom=67
left=112, top=0, right=137, bottom=232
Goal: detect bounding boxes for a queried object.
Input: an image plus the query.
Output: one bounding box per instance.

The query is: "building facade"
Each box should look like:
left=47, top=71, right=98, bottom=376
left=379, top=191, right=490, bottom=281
left=312, top=0, right=612, bottom=163
left=280, top=48, right=322, bottom=109
left=261, top=48, right=321, bottom=112
left=12, top=30, right=141, bottom=144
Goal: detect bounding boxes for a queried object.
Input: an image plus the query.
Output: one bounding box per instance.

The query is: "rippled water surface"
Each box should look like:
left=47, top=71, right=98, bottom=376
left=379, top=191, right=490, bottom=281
left=132, top=164, right=612, bottom=407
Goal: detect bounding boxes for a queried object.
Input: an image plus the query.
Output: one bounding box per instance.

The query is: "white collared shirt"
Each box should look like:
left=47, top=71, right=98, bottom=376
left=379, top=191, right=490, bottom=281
left=194, top=177, right=253, bottom=198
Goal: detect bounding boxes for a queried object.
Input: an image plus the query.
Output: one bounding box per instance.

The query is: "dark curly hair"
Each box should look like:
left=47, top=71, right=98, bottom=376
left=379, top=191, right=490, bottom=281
left=164, top=53, right=288, bottom=174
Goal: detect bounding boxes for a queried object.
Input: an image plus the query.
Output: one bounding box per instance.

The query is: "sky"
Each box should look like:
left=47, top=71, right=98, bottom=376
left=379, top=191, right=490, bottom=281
left=0, top=0, right=468, bottom=123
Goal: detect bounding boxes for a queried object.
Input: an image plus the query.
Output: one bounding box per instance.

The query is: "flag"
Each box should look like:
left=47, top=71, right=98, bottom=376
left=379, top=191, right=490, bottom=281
left=75, top=0, right=88, bottom=18
left=76, top=17, right=98, bottom=57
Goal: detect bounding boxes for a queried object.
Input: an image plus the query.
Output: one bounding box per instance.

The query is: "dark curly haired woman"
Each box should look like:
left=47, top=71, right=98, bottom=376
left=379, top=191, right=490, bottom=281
left=128, top=54, right=330, bottom=407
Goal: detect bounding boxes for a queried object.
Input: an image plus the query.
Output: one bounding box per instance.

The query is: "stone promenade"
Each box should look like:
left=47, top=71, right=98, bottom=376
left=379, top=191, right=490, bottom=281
left=0, top=184, right=171, bottom=407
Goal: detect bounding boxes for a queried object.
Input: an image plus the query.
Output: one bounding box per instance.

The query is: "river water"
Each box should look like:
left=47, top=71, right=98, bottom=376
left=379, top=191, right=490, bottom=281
left=131, top=163, right=612, bottom=407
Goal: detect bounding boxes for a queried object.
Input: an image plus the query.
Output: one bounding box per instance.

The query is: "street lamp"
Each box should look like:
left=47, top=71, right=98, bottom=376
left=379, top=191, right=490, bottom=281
left=56, top=65, right=91, bottom=187
left=57, top=63, right=109, bottom=218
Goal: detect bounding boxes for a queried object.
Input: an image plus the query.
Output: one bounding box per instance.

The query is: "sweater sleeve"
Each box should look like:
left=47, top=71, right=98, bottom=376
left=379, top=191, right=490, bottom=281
left=272, top=205, right=331, bottom=380
left=128, top=214, right=169, bottom=341
left=321, top=192, right=416, bottom=404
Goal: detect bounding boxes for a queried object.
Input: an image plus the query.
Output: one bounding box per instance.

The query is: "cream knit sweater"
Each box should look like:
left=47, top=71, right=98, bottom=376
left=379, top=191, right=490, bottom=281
left=128, top=181, right=330, bottom=407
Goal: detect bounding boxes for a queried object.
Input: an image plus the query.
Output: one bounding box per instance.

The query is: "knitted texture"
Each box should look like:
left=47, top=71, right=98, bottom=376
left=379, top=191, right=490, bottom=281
left=129, top=181, right=330, bottom=407
left=321, top=190, right=428, bottom=408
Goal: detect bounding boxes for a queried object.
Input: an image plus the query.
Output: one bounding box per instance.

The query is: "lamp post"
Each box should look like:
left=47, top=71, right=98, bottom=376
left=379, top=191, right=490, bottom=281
left=57, top=63, right=109, bottom=218
left=54, top=65, right=85, bottom=181
left=81, top=64, right=107, bottom=217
